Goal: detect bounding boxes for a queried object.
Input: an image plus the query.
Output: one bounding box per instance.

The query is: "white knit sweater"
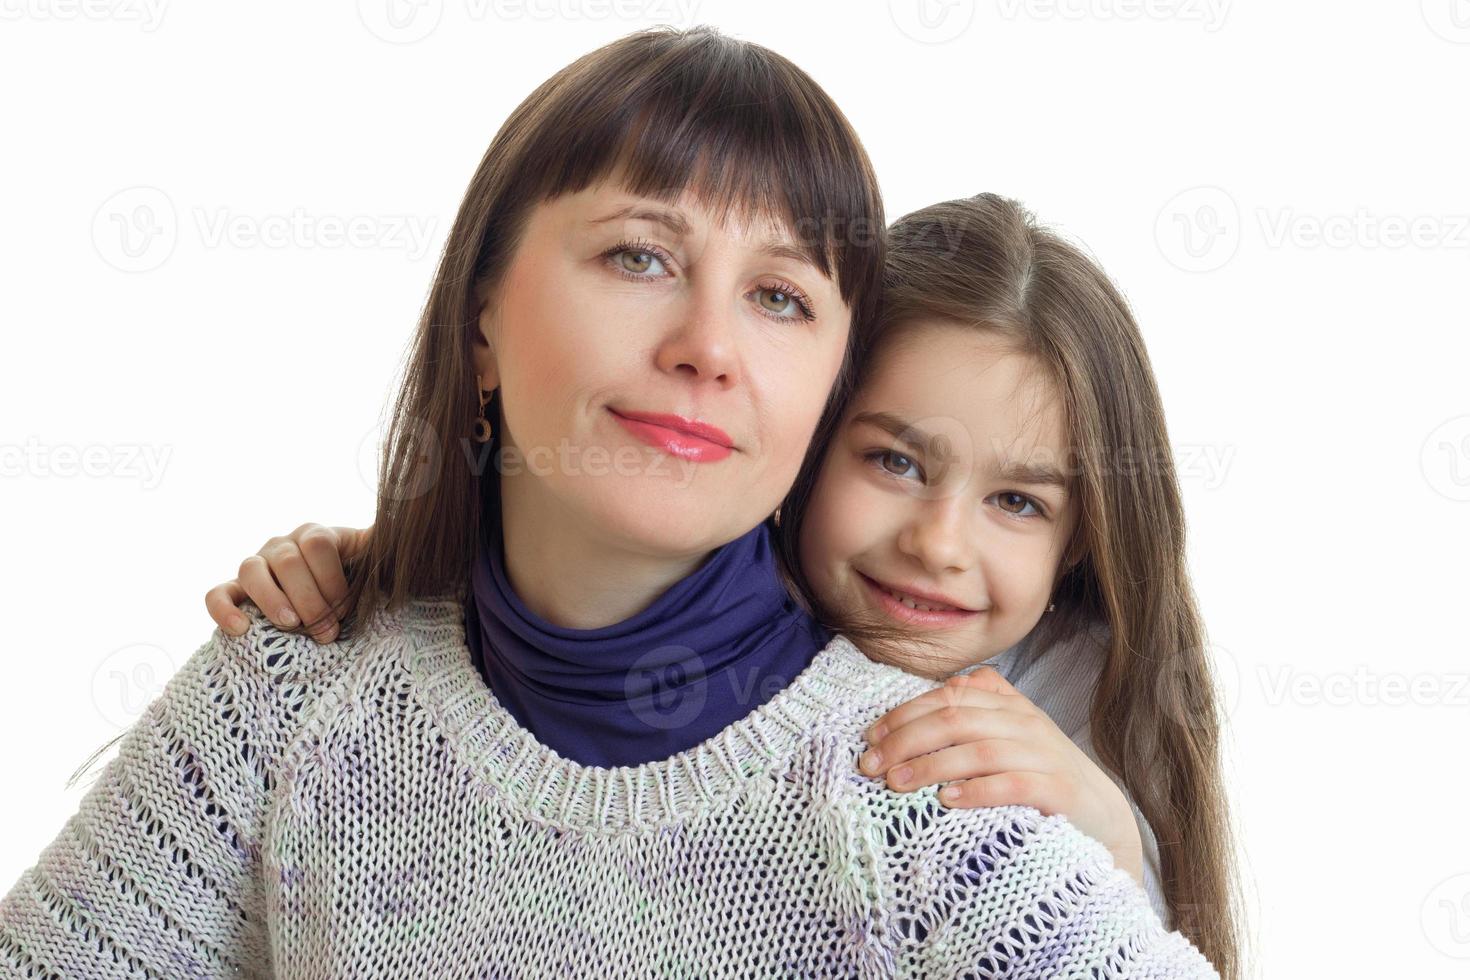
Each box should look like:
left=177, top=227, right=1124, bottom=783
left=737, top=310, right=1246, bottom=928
left=0, top=596, right=1219, bottom=978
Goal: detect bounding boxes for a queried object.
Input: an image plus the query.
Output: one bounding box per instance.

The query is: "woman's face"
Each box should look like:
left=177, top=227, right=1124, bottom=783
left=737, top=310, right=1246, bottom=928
left=798, top=323, right=1080, bottom=680
left=474, top=177, right=852, bottom=558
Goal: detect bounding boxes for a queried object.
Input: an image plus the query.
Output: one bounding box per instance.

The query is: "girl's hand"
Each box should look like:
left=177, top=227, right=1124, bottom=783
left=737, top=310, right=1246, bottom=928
left=203, top=523, right=372, bottom=644
left=858, top=666, right=1147, bottom=888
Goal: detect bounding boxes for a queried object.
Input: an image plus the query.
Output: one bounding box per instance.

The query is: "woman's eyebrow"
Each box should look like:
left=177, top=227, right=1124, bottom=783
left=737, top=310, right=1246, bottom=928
left=590, top=203, right=823, bottom=274
left=590, top=203, right=691, bottom=237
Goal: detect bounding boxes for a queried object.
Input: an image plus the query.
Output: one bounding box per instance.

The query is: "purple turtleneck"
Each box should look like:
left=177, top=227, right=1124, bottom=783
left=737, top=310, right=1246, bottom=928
left=462, top=515, right=832, bottom=768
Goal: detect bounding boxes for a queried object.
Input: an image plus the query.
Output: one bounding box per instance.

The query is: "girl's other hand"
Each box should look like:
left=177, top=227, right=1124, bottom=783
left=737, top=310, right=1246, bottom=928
left=204, top=523, right=372, bottom=644
left=857, top=666, right=1147, bottom=888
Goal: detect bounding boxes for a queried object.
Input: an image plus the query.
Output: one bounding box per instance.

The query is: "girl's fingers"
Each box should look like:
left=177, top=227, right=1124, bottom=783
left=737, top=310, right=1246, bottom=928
left=236, top=553, right=298, bottom=630
left=878, top=738, right=1045, bottom=794
left=947, top=665, right=1021, bottom=697
left=332, top=524, right=373, bottom=563
left=293, top=526, right=359, bottom=632
left=204, top=580, right=253, bottom=636
left=257, top=537, right=339, bottom=643
left=936, top=770, right=1061, bottom=812
left=860, top=693, right=1031, bottom=777
left=865, top=682, right=1016, bottom=749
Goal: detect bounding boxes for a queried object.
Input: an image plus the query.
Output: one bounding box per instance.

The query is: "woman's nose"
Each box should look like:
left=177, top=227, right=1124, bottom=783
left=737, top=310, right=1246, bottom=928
left=653, top=285, right=742, bottom=389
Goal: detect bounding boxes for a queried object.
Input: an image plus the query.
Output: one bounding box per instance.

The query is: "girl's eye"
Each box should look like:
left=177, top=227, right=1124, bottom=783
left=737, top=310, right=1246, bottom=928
left=992, top=492, right=1045, bottom=519
left=755, top=282, right=817, bottom=323
left=863, top=449, right=923, bottom=482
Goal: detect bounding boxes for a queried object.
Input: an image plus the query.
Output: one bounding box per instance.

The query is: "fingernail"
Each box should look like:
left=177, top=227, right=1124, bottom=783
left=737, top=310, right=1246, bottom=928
left=279, top=608, right=299, bottom=627
left=230, top=616, right=250, bottom=635
left=941, top=786, right=962, bottom=802
left=890, top=766, right=912, bottom=785
left=870, top=724, right=888, bottom=743
left=860, top=749, right=882, bottom=773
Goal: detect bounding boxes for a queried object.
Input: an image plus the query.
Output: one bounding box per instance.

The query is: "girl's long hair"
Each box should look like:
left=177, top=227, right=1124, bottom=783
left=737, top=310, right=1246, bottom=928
left=305, top=25, right=886, bottom=639
left=773, top=193, right=1246, bottom=978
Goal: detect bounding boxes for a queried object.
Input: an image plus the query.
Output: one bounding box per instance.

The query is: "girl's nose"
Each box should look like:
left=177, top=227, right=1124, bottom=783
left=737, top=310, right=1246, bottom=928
left=899, top=495, right=975, bottom=575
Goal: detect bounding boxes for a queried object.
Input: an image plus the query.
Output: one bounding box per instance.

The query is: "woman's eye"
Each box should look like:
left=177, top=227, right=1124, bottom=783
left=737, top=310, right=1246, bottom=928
left=994, top=492, right=1042, bottom=518
left=758, top=288, right=798, bottom=317
left=614, top=248, right=665, bottom=276
left=755, top=284, right=816, bottom=322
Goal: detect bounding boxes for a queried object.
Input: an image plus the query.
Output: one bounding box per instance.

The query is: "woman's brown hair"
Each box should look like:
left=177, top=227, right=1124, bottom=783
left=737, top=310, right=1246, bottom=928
left=773, top=192, right=1247, bottom=978
left=69, top=25, right=887, bottom=795
left=299, top=25, right=885, bottom=639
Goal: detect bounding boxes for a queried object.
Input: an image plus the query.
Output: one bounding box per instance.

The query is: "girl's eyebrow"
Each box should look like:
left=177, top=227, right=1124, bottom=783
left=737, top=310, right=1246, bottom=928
left=589, top=203, right=821, bottom=272
left=994, top=460, right=1069, bottom=492
left=851, top=410, right=1069, bottom=491
left=850, top=410, right=932, bottom=458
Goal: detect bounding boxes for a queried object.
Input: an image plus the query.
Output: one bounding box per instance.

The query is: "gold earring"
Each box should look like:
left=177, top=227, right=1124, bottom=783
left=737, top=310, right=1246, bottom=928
left=473, top=374, right=495, bottom=444
left=772, top=507, right=782, bottom=527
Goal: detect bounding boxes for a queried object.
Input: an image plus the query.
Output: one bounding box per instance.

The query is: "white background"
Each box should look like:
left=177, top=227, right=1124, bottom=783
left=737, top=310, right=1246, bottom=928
left=2, top=2, right=1468, bottom=976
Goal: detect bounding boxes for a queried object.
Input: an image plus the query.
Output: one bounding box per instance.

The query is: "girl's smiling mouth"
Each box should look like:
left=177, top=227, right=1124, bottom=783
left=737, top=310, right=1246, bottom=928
left=856, top=571, right=983, bottom=628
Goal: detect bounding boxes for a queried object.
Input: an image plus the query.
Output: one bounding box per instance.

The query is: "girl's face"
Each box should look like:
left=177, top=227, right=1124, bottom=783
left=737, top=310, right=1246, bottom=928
left=798, top=323, right=1080, bottom=680
left=475, top=177, right=852, bottom=558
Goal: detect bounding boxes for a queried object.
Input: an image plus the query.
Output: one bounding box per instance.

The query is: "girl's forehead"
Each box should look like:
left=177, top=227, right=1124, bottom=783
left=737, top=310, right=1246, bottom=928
left=849, top=327, right=1069, bottom=457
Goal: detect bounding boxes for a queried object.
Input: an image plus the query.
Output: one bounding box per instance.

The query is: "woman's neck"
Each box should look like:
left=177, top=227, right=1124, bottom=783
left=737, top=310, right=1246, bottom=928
left=498, top=475, right=720, bottom=629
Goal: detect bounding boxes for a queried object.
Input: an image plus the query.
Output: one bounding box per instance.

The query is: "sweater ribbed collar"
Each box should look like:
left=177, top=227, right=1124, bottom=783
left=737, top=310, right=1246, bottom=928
left=394, top=596, right=928, bottom=831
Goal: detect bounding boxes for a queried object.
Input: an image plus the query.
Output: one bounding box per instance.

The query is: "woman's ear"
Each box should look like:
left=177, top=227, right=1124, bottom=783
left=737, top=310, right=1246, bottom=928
left=473, top=297, right=500, bottom=391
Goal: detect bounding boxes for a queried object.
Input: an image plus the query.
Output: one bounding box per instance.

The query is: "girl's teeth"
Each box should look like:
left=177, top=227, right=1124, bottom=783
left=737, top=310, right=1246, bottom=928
left=881, top=585, right=941, bottom=612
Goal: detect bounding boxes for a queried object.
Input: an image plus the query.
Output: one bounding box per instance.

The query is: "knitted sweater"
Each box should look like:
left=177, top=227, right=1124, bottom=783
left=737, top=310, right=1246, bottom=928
left=0, top=596, right=1219, bottom=978
left=970, top=623, right=1170, bottom=926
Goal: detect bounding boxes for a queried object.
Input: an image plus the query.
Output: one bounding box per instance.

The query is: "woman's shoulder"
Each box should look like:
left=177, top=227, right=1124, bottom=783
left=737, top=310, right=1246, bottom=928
left=851, top=785, right=1208, bottom=973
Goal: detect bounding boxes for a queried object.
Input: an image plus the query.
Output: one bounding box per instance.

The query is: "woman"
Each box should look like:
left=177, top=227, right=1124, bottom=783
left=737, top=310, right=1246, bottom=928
left=0, top=27, right=1218, bottom=977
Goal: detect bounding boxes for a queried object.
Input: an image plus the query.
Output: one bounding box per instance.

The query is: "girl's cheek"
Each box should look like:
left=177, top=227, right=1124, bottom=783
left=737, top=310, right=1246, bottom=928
left=983, top=538, right=1054, bottom=616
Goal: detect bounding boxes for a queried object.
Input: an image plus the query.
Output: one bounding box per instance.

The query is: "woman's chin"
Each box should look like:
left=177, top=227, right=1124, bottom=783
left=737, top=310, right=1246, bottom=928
left=588, top=494, right=762, bottom=556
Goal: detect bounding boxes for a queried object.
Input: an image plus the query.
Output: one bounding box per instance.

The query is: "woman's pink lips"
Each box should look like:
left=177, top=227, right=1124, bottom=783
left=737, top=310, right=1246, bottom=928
left=858, top=572, right=981, bottom=629
left=609, top=408, right=733, bottom=462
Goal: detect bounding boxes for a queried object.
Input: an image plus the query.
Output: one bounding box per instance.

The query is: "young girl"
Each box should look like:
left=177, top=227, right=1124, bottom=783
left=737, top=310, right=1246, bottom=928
left=206, top=195, right=1242, bottom=974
